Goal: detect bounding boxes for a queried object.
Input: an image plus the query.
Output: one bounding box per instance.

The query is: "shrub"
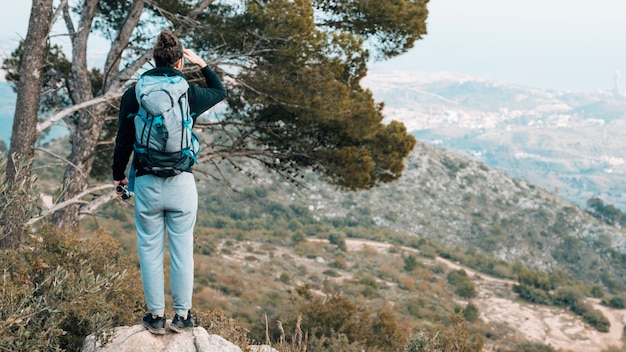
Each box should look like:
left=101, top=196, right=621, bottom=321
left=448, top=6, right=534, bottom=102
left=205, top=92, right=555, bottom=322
left=404, top=313, right=483, bottom=352
left=512, top=285, right=552, bottom=305
left=329, top=257, right=348, bottom=269
left=404, top=254, right=419, bottom=272
left=404, top=330, right=442, bottom=352
left=447, top=270, right=476, bottom=299
left=0, top=225, right=143, bottom=351
left=517, top=268, right=552, bottom=291
left=197, top=309, right=250, bottom=349
left=552, top=286, right=583, bottom=307
left=328, top=233, right=347, bottom=251
left=603, top=294, right=626, bottom=309
left=462, top=302, right=479, bottom=323
left=590, top=285, right=605, bottom=298
left=296, top=293, right=407, bottom=352
left=279, top=272, right=291, bottom=284
left=570, top=301, right=610, bottom=332
left=291, top=231, right=306, bottom=244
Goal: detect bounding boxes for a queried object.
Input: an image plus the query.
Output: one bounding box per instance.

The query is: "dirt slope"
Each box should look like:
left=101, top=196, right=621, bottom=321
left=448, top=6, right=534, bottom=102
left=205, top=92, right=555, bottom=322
left=341, top=238, right=626, bottom=352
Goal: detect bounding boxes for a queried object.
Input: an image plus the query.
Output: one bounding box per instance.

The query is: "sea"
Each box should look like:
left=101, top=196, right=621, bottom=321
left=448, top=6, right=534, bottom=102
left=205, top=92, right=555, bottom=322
left=0, top=81, right=15, bottom=146
left=0, top=81, right=68, bottom=147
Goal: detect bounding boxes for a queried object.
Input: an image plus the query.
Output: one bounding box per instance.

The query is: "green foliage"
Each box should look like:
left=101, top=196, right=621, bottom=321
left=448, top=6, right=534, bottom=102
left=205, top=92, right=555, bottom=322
left=279, top=273, right=291, bottom=284
left=404, top=254, right=419, bottom=272
left=590, top=285, right=605, bottom=299
left=291, top=231, right=307, bottom=244
left=602, top=294, right=626, bottom=309
left=517, top=268, right=553, bottom=291
left=438, top=247, right=515, bottom=280
left=552, top=286, right=584, bottom=307
left=513, top=284, right=611, bottom=332
left=0, top=225, right=143, bottom=351
left=446, top=269, right=476, bottom=299
left=586, top=196, right=626, bottom=227
left=314, top=0, right=428, bottom=58
left=329, top=232, right=347, bottom=251
left=570, top=301, right=610, bottom=332
left=512, top=285, right=552, bottom=305
left=2, top=41, right=73, bottom=114
left=185, top=0, right=420, bottom=190
left=462, top=302, right=479, bottom=323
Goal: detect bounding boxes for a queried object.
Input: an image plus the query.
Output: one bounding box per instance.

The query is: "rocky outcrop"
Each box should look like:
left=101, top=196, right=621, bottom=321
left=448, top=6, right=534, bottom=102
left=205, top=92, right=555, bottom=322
left=81, top=325, right=242, bottom=352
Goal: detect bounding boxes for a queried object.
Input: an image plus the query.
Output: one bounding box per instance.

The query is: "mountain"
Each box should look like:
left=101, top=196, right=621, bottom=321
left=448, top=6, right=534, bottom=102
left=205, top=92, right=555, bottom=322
left=250, top=140, right=626, bottom=288
left=363, top=70, right=626, bottom=212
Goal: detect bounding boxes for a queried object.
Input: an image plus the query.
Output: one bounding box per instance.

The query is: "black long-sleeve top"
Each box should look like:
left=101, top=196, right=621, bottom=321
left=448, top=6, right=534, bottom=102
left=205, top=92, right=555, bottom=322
left=112, top=66, right=227, bottom=181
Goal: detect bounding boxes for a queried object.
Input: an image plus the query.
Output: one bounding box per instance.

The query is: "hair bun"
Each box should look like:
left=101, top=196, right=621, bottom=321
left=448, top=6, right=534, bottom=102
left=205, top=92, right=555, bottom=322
left=153, top=30, right=183, bottom=67
left=156, top=30, right=178, bottom=49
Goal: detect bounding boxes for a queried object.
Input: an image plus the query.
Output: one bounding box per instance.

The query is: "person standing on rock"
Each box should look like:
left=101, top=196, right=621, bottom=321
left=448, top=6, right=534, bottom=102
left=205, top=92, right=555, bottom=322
left=112, top=30, right=227, bottom=334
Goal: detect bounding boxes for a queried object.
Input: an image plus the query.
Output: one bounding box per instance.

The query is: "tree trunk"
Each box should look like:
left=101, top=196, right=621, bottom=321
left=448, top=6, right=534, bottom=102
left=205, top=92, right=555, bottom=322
left=0, top=0, right=53, bottom=249
left=51, top=0, right=99, bottom=228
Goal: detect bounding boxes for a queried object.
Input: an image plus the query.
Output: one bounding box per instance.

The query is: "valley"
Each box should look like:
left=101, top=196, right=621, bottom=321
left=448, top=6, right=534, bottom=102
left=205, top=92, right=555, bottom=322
left=364, top=70, right=626, bottom=211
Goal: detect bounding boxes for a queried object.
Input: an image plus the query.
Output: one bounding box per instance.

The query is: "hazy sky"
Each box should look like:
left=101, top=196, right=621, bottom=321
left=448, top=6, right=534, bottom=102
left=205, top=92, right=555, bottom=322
left=2, top=1, right=625, bottom=91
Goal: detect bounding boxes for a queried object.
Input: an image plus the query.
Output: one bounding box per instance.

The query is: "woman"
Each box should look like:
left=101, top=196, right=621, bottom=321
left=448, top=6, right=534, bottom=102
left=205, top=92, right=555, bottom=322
left=112, top=30, right=227, bottom=334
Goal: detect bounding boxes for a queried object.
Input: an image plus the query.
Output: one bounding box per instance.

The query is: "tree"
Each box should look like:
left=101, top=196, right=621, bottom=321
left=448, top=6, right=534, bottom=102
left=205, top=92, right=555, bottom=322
left=3, top=0, right=428, bottom=232
left=0, top=0, right=54, bottom=249
left=404, top=254, right=418, bottom=272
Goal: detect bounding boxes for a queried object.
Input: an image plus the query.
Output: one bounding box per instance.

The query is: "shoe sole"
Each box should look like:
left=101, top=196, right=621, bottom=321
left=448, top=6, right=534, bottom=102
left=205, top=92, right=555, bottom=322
left=169, top=324, right=193, bottom=333
left=142, top=321, right=166, bottom=335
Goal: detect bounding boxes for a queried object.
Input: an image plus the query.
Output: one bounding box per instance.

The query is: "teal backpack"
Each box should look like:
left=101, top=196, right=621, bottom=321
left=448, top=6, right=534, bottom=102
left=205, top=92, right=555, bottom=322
left=132, top=74, right=200, bottom=177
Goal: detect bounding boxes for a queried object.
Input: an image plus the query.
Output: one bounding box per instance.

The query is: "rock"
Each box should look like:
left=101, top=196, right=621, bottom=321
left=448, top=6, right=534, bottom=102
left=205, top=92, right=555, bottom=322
left=81, top=324, right=242, bottom=352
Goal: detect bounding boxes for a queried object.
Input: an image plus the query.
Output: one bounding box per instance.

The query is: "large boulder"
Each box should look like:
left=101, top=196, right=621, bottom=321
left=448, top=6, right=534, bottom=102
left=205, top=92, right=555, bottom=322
left=81, top=324, right=242, bottom=352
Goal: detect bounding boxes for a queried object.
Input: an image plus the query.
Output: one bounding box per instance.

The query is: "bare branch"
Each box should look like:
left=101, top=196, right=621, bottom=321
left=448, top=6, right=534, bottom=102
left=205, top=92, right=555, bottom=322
left=103, top=0, right=219, bottom=92
left=50, top=0, right=69, bottom=31
left=61, top=0, right=75, bottom=38
left=144, top=0, right=215, bottom=28
left=109, top=51, right=152, bottom=92
left=34, top=147, right=87, bottom=179
left=37, top=91, right=124, bottom=132
left=103, top=0, right=145, bottom=92
left=79, top=191, right=120, bottom=218
left=27, top=184, right=113, bottom=225
left=188, top=0, right=216, bottom=18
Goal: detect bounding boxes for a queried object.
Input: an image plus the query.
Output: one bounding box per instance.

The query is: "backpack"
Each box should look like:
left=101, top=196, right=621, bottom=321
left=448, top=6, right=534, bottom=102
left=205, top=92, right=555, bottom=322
left=132, top=74, right=201, bottom=177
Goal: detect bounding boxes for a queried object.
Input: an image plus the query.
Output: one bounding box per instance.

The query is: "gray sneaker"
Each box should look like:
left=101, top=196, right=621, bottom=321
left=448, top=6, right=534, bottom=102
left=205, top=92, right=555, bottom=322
left=169, top=310, right=194, bottom=332
left=142, top=313, right=166, bottom=335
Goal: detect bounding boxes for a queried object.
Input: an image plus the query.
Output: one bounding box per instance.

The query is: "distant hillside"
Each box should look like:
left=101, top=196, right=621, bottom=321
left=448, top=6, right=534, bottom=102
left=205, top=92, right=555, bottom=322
left=363, top=70, right=626, bottom=212
left=162, top=138, right=626, bottom=293
left=290, top=141, right=626, bottom=289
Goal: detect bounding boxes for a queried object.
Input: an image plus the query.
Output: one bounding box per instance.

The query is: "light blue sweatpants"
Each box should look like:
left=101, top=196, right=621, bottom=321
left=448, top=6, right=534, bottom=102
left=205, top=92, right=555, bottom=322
left=134, top=172, right=197, bottom=317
